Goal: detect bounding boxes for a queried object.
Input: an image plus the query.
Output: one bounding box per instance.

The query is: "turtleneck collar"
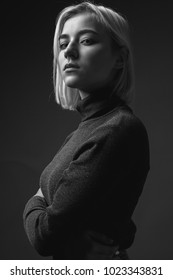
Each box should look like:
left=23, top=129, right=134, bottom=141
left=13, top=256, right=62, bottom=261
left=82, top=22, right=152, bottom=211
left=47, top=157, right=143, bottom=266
left=76, top=90, right=130, bottom=122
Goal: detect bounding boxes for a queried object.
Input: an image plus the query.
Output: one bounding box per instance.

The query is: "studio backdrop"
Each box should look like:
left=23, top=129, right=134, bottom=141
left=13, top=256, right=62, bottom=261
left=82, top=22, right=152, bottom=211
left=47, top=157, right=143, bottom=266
left=1, top=0, right=173, bottom=259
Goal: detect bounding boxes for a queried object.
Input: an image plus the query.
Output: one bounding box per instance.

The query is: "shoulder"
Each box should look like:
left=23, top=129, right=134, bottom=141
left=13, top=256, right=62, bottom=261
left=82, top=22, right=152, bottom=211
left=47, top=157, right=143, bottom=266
left=95, top=105, right=148, bottom=139
left=85, top=105, right=150, bottom=160
left=109, top=105, right=144, bottom=128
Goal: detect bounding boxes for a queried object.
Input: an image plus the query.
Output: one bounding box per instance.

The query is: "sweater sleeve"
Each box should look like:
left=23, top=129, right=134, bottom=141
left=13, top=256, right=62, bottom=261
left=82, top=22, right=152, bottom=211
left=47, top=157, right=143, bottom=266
left=23, top=118, right=150, bottom=256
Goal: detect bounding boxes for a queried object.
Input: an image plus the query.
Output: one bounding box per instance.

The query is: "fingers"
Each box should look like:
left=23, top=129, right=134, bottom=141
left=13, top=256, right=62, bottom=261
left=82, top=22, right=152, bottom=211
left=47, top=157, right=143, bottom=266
left=86, top=230, right=115, bottom=245
left=86, top=244, right=119, bottom=260
left=34, top=188, right=44, bottom=198
left=84, top=230, right=119, bottom=259
left=89, top=241, right=118, bottom=256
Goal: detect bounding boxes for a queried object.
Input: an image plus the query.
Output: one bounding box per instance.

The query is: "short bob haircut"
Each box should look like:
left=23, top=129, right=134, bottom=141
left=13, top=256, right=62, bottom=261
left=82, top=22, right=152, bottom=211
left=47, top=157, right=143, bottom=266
left=53, top=1, right=135, bottom=110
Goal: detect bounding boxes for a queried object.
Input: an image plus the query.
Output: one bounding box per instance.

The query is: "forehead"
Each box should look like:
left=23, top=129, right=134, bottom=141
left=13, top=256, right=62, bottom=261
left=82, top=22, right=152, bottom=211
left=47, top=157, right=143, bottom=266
left=61, top=13, right=104, bottom=35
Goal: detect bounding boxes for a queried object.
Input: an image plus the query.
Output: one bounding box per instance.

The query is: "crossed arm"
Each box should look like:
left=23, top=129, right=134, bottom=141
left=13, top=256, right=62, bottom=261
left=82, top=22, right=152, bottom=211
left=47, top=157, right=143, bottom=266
left=23, top=122, right=149, bottom=259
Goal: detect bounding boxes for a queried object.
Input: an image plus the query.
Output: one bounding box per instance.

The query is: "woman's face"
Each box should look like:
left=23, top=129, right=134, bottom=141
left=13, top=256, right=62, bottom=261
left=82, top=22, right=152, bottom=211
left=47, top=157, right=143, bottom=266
left=58, top=13, right=119, bottom=96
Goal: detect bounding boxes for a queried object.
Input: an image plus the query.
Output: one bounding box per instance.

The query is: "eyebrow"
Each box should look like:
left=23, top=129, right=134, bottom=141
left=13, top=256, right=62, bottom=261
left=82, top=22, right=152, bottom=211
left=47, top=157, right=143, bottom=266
left=59, top=29, right=99, bottom=40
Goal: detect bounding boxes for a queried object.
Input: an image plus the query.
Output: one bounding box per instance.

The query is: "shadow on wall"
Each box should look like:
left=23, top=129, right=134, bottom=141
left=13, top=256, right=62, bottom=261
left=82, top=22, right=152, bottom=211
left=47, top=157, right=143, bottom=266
left=0, top=160, right=50, bottom=260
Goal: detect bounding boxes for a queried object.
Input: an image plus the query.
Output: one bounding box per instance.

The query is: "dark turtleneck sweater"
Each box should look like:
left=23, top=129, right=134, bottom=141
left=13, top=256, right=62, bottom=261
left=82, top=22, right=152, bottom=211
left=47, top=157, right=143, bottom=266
left=23, top=93, right=150, bottom=259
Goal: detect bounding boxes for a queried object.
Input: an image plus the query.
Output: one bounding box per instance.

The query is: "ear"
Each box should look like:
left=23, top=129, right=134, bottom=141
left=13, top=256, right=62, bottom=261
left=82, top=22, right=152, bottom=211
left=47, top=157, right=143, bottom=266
left=114, top=47, right=128, bottom=69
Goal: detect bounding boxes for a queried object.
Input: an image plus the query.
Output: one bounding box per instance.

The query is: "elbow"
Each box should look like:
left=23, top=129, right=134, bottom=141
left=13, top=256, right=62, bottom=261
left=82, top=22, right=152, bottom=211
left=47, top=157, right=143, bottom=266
left=33, top=239, right=52, bottom=257
left=25, top=226, right=53, bottom=257
left=24, top=212, right=53, bottom=257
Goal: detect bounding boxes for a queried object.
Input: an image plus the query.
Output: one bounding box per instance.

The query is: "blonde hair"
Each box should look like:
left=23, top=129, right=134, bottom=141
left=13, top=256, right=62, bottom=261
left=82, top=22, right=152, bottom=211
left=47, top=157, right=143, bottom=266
left=53, top=1, right=135, bottom=110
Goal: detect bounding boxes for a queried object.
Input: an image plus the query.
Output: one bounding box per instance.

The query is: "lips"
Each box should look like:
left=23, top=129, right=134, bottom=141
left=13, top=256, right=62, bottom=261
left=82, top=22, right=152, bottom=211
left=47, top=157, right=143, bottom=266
left=64, top=63, right=79, bottom=71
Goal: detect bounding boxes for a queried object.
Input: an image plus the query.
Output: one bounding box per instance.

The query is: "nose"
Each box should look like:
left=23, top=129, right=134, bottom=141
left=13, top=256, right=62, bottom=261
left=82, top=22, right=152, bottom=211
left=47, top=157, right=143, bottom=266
left=64, top=42, right=78, bottom=59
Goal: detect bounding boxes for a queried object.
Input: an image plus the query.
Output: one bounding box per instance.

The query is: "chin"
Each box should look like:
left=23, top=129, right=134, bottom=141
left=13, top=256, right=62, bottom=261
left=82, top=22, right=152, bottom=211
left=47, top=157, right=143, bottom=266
left=64, top=77, right=81, bottom=88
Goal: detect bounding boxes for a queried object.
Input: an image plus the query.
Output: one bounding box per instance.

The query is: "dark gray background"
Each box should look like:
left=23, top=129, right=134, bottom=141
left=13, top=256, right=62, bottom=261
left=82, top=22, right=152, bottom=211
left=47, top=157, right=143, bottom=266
left=1, top=0, right=173, bottom=259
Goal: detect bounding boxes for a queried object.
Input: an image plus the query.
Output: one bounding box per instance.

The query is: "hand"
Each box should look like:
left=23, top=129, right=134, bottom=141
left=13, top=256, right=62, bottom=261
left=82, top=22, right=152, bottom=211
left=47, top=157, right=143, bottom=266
left=84, top=230, right=119, bottom=259
left=34, top=188, right=44, bottom=198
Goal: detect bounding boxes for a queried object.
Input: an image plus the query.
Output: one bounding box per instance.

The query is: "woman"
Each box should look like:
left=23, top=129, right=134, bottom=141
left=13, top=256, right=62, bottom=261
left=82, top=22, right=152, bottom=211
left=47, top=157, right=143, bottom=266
left=23, top=1, right=150, bottom=260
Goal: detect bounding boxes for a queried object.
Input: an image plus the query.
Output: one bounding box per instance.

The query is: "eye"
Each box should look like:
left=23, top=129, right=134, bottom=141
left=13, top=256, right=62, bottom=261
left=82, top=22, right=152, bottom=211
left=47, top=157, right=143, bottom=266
left=59, top=41, right=68, bottom=50
left=80, top=38, right=95, bottom=45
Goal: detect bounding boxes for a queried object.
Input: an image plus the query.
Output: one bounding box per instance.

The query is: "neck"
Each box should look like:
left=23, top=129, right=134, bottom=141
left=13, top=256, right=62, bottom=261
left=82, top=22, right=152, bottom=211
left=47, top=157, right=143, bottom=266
left=79, top=83, right=116, bottom=100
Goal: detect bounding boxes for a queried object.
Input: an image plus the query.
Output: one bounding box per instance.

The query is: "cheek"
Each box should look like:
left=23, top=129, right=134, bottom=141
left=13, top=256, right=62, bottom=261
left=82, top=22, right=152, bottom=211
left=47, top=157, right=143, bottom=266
left=92, top=55, right=103, bottom=69
left=84, top=47, right=113, bottom=71
left=82, top=52, right=103, bottom=73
